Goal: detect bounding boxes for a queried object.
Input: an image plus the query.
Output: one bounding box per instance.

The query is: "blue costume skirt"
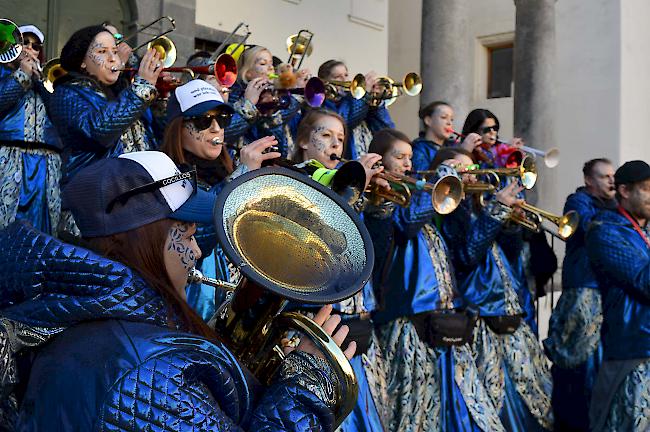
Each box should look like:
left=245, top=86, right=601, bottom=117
left=0, top=146, right=61, bottom=235
left=471, top=319, right=553, bottom=431
left=377, top=318, right=505, bottom=431
left=544, top=287, right=602, bottom=431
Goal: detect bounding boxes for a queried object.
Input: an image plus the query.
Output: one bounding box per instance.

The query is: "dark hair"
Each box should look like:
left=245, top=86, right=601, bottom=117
left=429, top=147, right=475, bottom=172
left=583, top=158, right=612, bottom=177
left=368, top=129, right=412, bottom=158
left=86, top=219, right=217, bottom=339
left=318, top=59, right=346, bottom=80
left=160, top=117, right=234, bottom=176
left=462, top=108, right=499, bottom=136
left=292, top=108, right=347, bottom=162
left=188, top=50, right=211, bottom=64
left=418, top=101, right=451, bottom=120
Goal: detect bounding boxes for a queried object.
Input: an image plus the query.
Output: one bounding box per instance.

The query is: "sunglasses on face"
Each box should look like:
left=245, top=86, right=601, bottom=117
left=23, top=41, right=42, bottom=52
left=105, top=165, right=197, bottom=213
left=186, top=111, right=233, bottom=130
left=481, top=125, right=499, bottom=134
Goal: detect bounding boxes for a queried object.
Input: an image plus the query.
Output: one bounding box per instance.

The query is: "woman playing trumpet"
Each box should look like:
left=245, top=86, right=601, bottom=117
left=369, top=132, right=505, bottom=431
left=317, top=60, right=394, bottom=161
left=0, top=24, right=62, bottom=235
left=439, top=147, right=553, bottom=431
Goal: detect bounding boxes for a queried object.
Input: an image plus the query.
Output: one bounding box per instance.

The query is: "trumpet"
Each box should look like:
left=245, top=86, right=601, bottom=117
left=42, top=57, right=67, bottom=93
left=511, top=203, right=580, bottom=240
left=286, top=30, right=314, bottom=70
left=0, top=19, right=23, bottom=63
left=324, top=73, right=367, bottom=100
left=369, top=72, right=422, bottom=107
left=256, top=76, right=326, bottom=115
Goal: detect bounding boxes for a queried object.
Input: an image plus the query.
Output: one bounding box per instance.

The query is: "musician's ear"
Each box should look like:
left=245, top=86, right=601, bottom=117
left=81, top=62, right=86, bottom=70
left=423, top=115, right=432, bottom=128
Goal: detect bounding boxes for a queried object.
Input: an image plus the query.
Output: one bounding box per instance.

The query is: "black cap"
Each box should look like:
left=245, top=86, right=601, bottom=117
left=60, top=25, right=107, bottom=73
left=614, top=160, right=650, bottom=186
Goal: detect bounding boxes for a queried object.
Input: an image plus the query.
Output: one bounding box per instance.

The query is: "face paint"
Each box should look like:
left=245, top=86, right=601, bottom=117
left=166, top=223, right=197, bottom=272
left=310, top=126, right=330, bottom=152
left=183, top=121, right=203, bottom=142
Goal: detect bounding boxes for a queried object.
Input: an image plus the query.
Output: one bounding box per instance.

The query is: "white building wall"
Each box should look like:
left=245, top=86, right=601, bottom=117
left=195, top=0, right=389, bottom=79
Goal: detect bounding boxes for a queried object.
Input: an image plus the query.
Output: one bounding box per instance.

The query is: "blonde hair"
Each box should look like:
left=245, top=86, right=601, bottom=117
left=237, top=46, right=272, bottom=84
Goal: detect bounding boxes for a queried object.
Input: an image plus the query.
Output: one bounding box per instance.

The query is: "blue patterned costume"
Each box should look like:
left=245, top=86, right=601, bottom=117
left=0, top=222, right=338, bottom=431
left=441, top=199, right=553, bottom=431
left=228, top=81, right=302, bottom=158
left=48, top=73, right=160, bottom=235
left=371, top=186, right=505, bottom=432
left=321, top=96, right=394, bottom=161
left=0, top=66, right=62, bottom=235
left=544, top=187, right=613, bottom=431
left=586, top=209, right=650, bottom=432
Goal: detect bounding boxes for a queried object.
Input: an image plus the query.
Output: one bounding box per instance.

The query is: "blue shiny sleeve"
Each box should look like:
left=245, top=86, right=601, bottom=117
left=225, top=111, right=251, bottom=144
left=496, top=224, right=524, bottom=264
left=410, top=144, right=433, bottom=173
left=392, top=188, right=436, bottom=239
left=0, top=69, right=27, bottom=117
left=564, top=191, right=597, bottom=241
left=366, top=104, right=395, bottom=132
left=587, top=223, right=650, bottom=301
left=49, top=84, right=151, bottom=151
left=441, top=202, right=504, bottom=271
left=194, top=182, right=226, bottom=256
left=324, top=96, right=369, bottom=130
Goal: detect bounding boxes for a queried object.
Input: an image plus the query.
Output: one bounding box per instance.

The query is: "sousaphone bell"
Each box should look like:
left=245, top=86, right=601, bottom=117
left=212, top=166, right=374, bottom=426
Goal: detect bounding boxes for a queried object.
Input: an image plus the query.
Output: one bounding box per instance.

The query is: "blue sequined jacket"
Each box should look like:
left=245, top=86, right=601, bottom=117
left=372, top=185, right=464, bottom=325
left=586, top=209, right=650, bottom=361
left=321, top=96, right=394, bottom=161
left=0, top=222, right=335, bottom=431
left=410, top=137, right=442, bottom=173
left=229, top=81, right=302, bottom=158
left=0, top=66, right=61, bottom=150
left=48, top=74, right=159, bottom=186
left=441, top=199, right=529, bottom=318
left=562, top=187, right=616, bottom=290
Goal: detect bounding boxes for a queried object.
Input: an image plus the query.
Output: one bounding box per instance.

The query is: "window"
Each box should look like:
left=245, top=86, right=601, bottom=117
left=487, top=44, right=513, bottom=99
left=195, top=38, right=221, bottom=54
left=1, top=0, right=131, bottom=60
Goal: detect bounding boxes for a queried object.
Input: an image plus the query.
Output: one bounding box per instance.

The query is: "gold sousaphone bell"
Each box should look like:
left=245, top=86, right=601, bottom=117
left=211, top=166, right=375, bottom=427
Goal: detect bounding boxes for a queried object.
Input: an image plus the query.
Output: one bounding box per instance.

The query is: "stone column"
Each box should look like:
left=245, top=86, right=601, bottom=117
left=513, top=0, right=556, bottom=208
left=420, top=0, right=472, bottom=119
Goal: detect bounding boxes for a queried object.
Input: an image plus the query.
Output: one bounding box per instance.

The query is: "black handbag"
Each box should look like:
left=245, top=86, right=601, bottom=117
left=482, top=315, right=523, bottom=334
left=411, top=308, right=478, bottom=348
left=340, top=317, right=373, bottom=355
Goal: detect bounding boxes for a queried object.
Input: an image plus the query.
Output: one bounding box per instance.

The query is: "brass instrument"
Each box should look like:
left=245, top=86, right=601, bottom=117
left=118, top=16, right=176, bottom=54
left=210, top=22, right=251, bottom=62
left=0, top=19, right=23, bottom=63
left=286, top=30, right=314, bottom=70
left=209, top=166, right=374, bottom=427
left=369, top=72, right=422, bottom=107
left=457, top=154, right=538, bottom=190
left=146, top=35, right=177, bottom=68
left=511, top=203, right=580, bottom=240
left=42, top=57, right=67, bottom=93
left=257, top=76, right=326, bottom=114
left=324, top=73, right=366, bottom=100
left=520, top=145, right=560, bottom=169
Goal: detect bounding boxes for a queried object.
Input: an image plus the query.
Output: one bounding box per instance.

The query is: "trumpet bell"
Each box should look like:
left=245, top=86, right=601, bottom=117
left=147, top=36, right=176, bottom=68
left=557, top=210, right=579, bottom=240
left=216, top=166, right=373, bottom=302
left=286, top=32, right=314, bottom=57
left=215, top=53, right=237, bottom=87
left=303, top=77, right=326, bottom=107
left=350, top=74, right=367, bottom=99
left=43, top=58, right=67, bottom=93
left=432, top=175, right=463, bottom=214
left=0, top=19, right=23, bottom=63
left=402, top=72, right=422, bottom=96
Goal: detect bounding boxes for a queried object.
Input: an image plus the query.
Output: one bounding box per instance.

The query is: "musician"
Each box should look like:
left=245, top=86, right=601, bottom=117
left=0, top=24, right=62, bottom=235
left=461, top=108, right=524, bottom=167
left=160, top=79, right=279, bottom=320
left=440, top=147, right=553, bottom=431
left=317, top=60, right=394, bottom=161
left=0, top=150, right=355, bottom=431
left=368, top=141, right=504, bottom=431
left=229, top=45, right=305, bottom=158
left=586, top=160, right=650, bottom=432
left=49, top=25, right=164, bottom=237
left=544, top=158, right=616, bottom=432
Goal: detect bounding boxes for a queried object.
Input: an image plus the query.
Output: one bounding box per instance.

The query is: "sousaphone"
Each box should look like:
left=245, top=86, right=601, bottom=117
left=213, top=166, right=374, bottom=426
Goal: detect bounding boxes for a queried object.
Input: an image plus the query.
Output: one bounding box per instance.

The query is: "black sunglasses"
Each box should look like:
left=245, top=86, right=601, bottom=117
left=23, top=41, right=42, bottom=52
left=481, top=125, right=499, bottom=134
left=186, top=110, right=233, bottom=130
left=105, top=165, right=197, bottom=213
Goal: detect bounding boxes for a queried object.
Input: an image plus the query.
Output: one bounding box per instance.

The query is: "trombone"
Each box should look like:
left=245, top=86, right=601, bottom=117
left=369, top=72, right=422, bottom=107
left=511, top=203, right=580, bottom=240
left=117, top=16, right=176, bottom=53
left=324, top=73, right=367, bottom=100
left=286, top=30, right=313, bottom=70
left=0, top=19, right=23, bottom=63
left=210, top=22, right=251, bottom=62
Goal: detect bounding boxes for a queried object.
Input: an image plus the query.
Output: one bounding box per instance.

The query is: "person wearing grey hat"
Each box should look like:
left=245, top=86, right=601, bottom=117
left=48, top=25, right=167, bottom=239
left=160, top=79, right=278, bottom=321
left=0, top=24, right=63, bottom=235
left=0, top=150, right=356, bottom=430
left=586, top=160, right=650, bottom=432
